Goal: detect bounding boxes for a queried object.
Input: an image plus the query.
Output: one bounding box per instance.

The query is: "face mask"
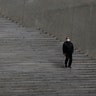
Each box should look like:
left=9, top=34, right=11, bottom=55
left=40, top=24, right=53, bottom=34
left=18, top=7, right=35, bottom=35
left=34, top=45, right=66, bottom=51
left=67, top=38, right=70, bottom=41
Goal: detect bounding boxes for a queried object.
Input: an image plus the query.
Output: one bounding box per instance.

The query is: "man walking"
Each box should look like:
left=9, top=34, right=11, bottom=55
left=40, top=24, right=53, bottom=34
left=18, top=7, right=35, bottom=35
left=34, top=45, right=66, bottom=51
left=62, top=37, right=74, bottom=68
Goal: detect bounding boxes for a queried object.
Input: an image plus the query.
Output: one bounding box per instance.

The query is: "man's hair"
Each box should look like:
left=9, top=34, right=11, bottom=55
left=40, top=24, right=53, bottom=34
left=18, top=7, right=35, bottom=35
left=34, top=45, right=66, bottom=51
left=66, top=37, right=70, bottom=40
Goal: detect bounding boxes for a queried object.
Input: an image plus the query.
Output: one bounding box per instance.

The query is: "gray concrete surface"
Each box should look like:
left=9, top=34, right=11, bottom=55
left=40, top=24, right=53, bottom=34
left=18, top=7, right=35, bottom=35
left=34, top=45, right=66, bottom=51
left=0, top=0, right=96, bottom=58
left=0, top=16, right=96, bottom=96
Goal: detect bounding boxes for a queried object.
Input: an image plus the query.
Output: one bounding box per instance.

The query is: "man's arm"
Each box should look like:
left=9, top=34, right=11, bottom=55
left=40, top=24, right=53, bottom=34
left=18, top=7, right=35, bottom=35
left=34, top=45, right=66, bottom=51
left=62, top=42, right=66, bottom=54
left=72, top=43, right=74, bottom=53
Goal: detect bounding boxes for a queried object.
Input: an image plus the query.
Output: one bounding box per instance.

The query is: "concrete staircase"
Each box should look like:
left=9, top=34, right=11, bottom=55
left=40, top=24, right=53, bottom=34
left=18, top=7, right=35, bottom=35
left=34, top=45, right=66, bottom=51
left=0, top=17, right=96, bottom=96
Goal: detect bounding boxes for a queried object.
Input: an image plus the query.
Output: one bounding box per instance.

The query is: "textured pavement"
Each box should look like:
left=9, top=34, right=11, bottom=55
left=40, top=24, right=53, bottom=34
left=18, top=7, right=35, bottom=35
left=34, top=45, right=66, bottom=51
left=0, top=17, right=96, bottom=96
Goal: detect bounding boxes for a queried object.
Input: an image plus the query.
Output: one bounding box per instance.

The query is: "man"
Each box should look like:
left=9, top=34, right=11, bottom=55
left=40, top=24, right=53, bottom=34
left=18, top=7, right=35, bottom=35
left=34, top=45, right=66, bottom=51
left=62, top=37, right=74, bottom=68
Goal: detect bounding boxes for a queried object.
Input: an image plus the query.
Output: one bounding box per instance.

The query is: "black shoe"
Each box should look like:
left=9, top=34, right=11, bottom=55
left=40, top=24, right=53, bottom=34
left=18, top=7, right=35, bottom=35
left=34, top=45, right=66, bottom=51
left=68, top=66, right=72, bottom=68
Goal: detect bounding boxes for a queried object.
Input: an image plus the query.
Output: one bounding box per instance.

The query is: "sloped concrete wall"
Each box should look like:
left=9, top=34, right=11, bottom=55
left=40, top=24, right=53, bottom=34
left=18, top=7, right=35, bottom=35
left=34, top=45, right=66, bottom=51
left=0, top=0, right=96, bottom=58
left=0, top=0, right=24, bottom=24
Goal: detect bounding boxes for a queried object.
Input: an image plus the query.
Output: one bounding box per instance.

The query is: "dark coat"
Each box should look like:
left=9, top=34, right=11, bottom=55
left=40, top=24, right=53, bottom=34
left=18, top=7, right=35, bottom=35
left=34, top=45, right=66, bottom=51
left=62, top=41, right=74, bottom=55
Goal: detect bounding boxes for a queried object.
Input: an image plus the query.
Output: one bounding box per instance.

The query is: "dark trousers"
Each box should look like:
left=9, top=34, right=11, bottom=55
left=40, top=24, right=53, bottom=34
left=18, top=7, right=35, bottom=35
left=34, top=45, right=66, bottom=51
left=65, top=54, right=72, bottom=67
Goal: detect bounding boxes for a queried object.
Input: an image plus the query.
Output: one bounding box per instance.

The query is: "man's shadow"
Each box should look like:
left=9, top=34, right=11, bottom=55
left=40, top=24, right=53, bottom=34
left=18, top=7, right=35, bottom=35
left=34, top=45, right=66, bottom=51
left=50, top=59, right=64, bottom=68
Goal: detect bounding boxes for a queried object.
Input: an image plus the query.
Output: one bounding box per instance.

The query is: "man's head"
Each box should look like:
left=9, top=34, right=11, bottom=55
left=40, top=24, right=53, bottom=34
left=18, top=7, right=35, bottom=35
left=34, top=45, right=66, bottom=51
left=66, top=37, right=70, bottom=41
